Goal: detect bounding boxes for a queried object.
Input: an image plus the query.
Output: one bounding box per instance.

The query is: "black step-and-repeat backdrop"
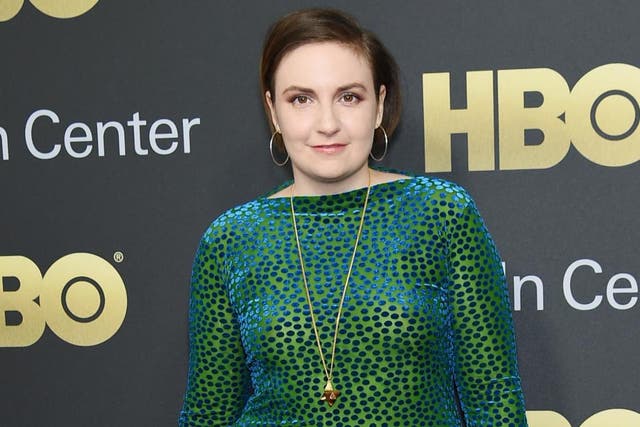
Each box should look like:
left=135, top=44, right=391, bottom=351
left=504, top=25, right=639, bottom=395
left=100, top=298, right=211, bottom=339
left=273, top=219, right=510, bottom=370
left=1, top=1, right=638, bottom=426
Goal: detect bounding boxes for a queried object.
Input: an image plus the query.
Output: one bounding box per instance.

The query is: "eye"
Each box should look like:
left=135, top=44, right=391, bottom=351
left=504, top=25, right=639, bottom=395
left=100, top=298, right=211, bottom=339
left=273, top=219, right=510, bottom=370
left=292, top=95, right=311, bottom=105
left=340, top=93, right=360, bottom=104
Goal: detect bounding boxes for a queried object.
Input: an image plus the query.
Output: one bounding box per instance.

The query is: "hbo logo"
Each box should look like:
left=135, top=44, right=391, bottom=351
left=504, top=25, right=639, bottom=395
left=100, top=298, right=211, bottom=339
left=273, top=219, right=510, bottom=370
left=0, top=253, right=127, bottom=346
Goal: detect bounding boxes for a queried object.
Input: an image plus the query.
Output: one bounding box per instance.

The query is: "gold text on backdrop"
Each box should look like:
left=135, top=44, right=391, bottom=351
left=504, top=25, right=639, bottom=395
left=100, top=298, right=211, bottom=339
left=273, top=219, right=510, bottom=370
left=423, top=63, right=640, bottom=172
left=527, top=409, right=640, bottom=427
left=0, top=0, right=99, bottom=22
left=0, top=253, right=127, bottom=346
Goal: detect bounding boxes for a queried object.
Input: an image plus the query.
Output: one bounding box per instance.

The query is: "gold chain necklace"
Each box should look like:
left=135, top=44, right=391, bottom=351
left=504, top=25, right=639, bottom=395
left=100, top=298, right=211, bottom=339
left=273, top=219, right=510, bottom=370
left=289, top=171, right=371, bottom=407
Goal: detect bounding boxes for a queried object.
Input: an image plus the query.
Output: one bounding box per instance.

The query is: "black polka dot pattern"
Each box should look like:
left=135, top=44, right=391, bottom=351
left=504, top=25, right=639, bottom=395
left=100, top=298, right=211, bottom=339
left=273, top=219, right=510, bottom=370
left=179, top=175, right=527, bottom=426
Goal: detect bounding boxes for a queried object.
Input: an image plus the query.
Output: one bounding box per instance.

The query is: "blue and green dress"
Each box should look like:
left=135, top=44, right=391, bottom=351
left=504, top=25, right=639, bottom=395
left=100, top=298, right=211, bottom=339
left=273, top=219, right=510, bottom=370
left=179, top=175, right=527, bottom=426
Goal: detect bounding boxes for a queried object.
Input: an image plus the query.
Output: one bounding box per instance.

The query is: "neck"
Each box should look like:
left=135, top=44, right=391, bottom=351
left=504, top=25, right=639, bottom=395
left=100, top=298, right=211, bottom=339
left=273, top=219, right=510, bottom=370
left=291, top=167, right=373, bottom=197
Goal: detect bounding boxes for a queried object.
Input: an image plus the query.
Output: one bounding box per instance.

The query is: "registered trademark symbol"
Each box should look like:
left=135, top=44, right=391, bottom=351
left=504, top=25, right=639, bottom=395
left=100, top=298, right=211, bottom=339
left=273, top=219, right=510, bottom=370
left=113, top=251, right=124, bottom=263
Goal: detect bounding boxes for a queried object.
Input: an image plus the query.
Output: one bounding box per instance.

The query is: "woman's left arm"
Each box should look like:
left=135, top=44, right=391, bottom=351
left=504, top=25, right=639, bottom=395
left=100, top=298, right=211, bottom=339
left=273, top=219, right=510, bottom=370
left=448, top=199, right=528, bottom=426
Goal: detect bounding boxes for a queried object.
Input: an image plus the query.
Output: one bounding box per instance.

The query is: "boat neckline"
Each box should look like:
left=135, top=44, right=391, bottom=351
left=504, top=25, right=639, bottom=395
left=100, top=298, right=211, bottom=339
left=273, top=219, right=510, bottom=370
left=261, top=175, right=418, bottom=201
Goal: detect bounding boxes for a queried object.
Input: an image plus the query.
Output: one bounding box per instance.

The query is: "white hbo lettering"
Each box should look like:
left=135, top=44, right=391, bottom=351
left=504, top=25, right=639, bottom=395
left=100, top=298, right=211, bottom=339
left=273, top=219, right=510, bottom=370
left=506, top=259, right=638, bottom=311
left=0, top=253, right=127, bottom=346
left=24, top=109, right=201, bottom=159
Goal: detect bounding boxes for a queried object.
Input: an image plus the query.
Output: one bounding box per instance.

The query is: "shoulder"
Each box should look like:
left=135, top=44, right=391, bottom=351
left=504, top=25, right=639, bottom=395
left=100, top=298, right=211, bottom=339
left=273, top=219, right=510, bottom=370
left=403, top=175, right=474, bottom=212
left=402, top=177, right=494, bottom=244
left=199, top=198, right=270, bottom=246
left=197, top=179, right=293, bottom=246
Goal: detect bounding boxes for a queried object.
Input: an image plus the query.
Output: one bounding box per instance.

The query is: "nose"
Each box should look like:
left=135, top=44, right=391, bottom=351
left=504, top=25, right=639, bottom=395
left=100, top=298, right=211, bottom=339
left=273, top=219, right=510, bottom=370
left=317, top=103, right=340, bottom=136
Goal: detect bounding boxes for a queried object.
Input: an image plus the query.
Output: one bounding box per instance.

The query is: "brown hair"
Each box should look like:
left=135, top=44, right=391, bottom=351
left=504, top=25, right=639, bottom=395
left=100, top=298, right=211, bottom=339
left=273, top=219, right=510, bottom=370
left=260, top=8, right=401, bottom=135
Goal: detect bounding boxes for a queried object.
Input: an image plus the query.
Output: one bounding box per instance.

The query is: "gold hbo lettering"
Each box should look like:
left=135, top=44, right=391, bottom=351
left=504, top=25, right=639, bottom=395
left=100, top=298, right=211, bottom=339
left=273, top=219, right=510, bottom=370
left=423, top=63, right=640, bottom=172
left=0, top=0, right=98, bottom=22
left=30, top=0, right=98, bottom=18
left=527, top=409, right=640, bottom=427
left=0, top=253, right=127, bottom=347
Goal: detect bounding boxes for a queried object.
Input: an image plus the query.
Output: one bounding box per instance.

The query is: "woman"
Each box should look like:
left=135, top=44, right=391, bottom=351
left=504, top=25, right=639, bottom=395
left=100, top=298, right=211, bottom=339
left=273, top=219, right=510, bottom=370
left=179, top=8, right=527, bottom=426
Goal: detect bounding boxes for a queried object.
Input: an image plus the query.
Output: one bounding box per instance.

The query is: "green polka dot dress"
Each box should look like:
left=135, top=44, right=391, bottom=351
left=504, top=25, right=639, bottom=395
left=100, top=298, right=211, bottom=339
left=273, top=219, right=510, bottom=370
left=179, top=175, right=527, bottom=426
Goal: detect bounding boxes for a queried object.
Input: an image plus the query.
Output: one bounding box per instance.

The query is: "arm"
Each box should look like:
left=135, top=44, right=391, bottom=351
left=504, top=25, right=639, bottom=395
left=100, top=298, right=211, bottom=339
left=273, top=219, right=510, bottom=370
left=448, top=200, right=527, bottom=426
left=179, top=224, right=251, bottom=426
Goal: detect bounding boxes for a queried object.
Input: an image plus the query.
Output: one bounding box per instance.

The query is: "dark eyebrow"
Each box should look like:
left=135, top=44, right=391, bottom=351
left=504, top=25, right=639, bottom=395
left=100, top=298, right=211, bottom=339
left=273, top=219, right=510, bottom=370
left=337, top=83, right=368, bottom=92
left=281, top=82, right=369, bottom=97
left=281, top=85, right=315, bottom=96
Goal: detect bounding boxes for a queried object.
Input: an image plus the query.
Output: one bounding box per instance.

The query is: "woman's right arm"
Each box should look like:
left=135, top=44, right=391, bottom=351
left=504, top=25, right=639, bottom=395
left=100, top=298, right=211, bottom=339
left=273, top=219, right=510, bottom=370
left=179, top=224, right=251, bottom=426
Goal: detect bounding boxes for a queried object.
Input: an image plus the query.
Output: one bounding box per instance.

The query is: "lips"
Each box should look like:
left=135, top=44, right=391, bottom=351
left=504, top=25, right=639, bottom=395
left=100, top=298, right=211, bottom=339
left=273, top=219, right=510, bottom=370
left=311, top=144, right=347, bottom=154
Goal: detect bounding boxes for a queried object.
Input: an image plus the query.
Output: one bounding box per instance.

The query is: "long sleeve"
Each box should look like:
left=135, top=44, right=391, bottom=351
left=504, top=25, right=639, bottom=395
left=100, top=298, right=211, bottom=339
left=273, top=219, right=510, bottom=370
left=448, top=200, right=527, bottom=426
left=179, top=224, right=251, bottom=427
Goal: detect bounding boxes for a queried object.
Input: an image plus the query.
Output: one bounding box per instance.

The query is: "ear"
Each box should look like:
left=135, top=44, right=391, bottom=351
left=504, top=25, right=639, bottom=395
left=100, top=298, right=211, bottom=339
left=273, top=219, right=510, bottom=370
left=265, top=91, right=280, bottom=133
left=375, top=85, right=386, bottom=128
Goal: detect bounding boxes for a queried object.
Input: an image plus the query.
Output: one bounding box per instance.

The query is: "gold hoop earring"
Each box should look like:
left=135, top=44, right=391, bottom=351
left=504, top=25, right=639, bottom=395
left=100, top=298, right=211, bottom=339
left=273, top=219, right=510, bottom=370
left=269, top=132, right=289, bottom=166
left=369, top=126, right=388, bottom=162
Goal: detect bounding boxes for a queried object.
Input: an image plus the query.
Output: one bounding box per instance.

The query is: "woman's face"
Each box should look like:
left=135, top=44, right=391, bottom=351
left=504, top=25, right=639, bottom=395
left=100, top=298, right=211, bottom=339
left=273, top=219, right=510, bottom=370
left=266, top=42, right=385, bottom=194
